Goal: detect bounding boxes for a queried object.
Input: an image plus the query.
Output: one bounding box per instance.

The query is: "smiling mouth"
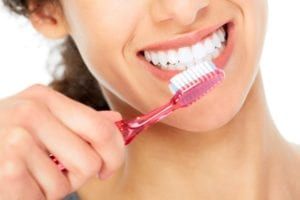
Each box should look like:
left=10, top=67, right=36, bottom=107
left=138, top=22, right=233, bottom=73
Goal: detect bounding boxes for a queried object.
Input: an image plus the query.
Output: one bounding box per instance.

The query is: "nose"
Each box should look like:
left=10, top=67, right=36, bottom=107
left=150, top=0, right=209, bottom=26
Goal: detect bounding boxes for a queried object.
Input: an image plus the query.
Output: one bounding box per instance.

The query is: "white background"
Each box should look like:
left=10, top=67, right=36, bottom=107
left=0, top=2, right=299, bottom=144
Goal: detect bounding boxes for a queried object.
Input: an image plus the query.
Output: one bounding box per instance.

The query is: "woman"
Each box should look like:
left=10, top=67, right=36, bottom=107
left=1, top=0, right=299, bottom=199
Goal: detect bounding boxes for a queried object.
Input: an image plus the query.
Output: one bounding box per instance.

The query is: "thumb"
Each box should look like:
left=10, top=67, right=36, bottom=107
left=98, top=111, right=123, bottom=122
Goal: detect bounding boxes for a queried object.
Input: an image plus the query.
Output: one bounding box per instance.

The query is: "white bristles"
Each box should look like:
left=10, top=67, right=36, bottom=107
left=190, top=68, right=198, bottom=81
left=169, top=60, right=217, bottom=94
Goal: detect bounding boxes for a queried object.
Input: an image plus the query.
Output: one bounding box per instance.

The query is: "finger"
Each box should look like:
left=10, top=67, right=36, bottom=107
left=19, top=84, right=125, bottom=154
left=100, top=110, right=123, bottom=121
left=96, top=125, right=126, bottom=179
left=12, top=103, right=103, bottom=189
left=9, top=127, right=73, bottom=199
left=0, top=153, right=45, bottom=200
left=19, top=85, right=126, bottom=177
left=19, top=84, right=123, bottom=132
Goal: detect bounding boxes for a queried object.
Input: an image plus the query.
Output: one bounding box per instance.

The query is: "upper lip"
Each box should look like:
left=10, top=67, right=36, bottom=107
left=139, top=21, right=229, bottom=52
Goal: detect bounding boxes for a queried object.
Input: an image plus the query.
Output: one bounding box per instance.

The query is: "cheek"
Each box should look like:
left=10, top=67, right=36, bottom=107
left=242, top=0, right=268, bottom=59
left=63, top=0, right=145, bottom=94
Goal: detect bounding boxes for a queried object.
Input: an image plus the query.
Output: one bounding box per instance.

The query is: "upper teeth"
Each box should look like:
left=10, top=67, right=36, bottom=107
left=144, top=27, right=226, bottom=70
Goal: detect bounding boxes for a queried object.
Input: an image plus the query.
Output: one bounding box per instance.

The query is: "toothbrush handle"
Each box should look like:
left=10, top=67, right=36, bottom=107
left=50, top=93, right=181, bottom=171
left=115, top=93, right=181, bottom=145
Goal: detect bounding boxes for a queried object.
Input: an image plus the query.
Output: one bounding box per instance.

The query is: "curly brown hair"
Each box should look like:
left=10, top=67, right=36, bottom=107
left=2, top=0, right=110, bottom=111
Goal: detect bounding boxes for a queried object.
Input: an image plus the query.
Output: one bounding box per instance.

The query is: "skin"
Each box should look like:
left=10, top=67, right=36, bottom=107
left=3, top=0, right=300, bottom=199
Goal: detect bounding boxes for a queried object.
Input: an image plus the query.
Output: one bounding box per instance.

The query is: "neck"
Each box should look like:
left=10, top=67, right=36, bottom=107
left=101, top=71, right=291, bottom=199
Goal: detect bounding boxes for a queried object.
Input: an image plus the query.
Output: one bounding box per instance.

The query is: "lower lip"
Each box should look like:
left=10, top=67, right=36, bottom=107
left=137, top=22, right=235, bottom=82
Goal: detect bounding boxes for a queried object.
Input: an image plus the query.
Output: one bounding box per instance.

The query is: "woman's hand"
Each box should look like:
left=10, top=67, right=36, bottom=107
left=0, top=84, right=126, bottom=200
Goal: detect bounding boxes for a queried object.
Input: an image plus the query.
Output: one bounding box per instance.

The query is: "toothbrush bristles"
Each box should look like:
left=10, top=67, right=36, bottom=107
left=169, top=61, right=215, bottom=94
left=169, top=60, right=225, bottom=106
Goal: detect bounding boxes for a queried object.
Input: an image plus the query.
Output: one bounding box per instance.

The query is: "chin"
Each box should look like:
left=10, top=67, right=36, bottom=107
left=161, top=111, right=235, bottom=133
left=159, top=93, right=244, bottom=133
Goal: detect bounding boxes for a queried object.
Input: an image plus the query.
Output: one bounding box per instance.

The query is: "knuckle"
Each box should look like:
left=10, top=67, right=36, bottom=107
left=19, top=84, right=53, bottom=99
left=100, top=144, right=126, bottom=175
left=115, top=128, right=126, bottom=147
left=97, top=121, right=119, bottom=145
left=91, top=130, right=125, bottom=173
left=0, top=158, right=26, bottom=182
left=111, top=111, right=122, bottom=119
left=77, top=153, right=102, bottom=178
left=24, top=84, right=48, bottom=94
left=86, top=115, right=120, bottom=148
left=12, top=99, right=41, bottom=121
left=98, top=130, right=114, bottom=146
left=85, top=154, right=102, bottom=175
left=4, top=127, right=33, bottom=152
left=100, top=111, right=123, bottom=121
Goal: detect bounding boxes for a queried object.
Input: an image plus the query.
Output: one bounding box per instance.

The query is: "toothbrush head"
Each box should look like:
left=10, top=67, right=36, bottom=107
left=169, top=61, right=225, bottom=107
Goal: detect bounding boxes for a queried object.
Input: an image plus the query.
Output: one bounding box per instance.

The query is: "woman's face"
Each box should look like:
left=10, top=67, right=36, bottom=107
left=58, top=0, right=268, bottom=132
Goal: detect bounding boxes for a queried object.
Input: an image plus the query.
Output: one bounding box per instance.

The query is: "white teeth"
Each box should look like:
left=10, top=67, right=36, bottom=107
left=206, top=54, right=213, bottom=61
left=158, top=51, right=168, bottom=66
left=167, top=50, right=178, bottom=64
left=212, top=33, right=222, bottom=48
left=192, top=43, right=207, bottom=62
left=186, top=62, right=196, bottom=68
left=145, top=51, right=151, bottom=62
left=173, top=65, right=186, bottom=70
left=150, top=52, right=159, bottom=65
left=178, top=47, right=194, bottom=64
left=144, top=26, right=227, bottom=70
left=217, top=28, right=226, bottom=42
left=211, top=48, right=220, bottom=58
left=203, top=38, right=215, bottom=54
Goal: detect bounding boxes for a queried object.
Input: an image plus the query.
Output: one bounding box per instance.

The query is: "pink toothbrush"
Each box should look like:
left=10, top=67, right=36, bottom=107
left=51, top=61, right=225, bottom=171
left=115, top=60, right=225, bottom=145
